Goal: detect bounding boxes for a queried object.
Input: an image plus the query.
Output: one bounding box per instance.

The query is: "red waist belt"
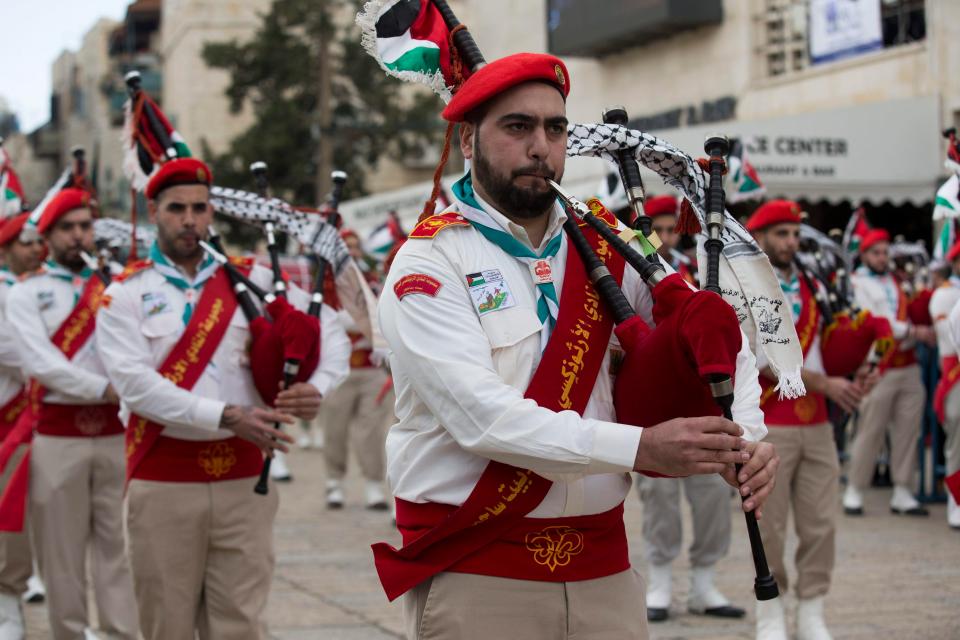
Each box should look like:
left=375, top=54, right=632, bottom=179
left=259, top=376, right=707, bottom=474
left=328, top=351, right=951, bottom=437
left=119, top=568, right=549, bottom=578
left=395, top=499, right=630, bottom=583
left=887, top=349, right=917, bottom=369
left=131, top=435, right=263, bottom=483
left=350, top=348, right=375, bottom=368
left=36, top=404, right=124, bottom=438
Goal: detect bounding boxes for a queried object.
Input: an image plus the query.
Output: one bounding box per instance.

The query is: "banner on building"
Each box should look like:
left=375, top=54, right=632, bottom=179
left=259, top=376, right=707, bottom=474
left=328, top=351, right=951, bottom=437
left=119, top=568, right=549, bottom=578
left=809, top=0, right=882, bottom=65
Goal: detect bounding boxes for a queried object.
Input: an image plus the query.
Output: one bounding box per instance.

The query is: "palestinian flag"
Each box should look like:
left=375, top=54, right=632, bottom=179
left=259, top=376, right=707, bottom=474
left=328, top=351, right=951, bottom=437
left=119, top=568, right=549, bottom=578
left=122, top=89, right=191, bottom=191
left=357, top=0, right=471, bottom=101
left=466, top=272, right=485, bottom=287
left=726, top=138, right=765, bottom=204
left=842, top=206, right=870, bottom=255
left=366, top=210, right=407, bottom=257
left=932, top=175, right=960, bottom=261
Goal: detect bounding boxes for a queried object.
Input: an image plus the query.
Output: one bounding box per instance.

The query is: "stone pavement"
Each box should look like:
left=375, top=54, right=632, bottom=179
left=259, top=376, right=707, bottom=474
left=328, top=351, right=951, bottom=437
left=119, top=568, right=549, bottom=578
left=24, top=445, right=960, bottom=639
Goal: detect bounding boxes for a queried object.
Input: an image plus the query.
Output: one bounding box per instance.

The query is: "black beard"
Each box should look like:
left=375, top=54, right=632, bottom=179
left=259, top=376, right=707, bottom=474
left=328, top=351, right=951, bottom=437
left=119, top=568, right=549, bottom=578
left=157, top=229, right=203, bottom=263
left=472, top=137, right=557, bottom=219
left=53, top=249, right=86, bottom=273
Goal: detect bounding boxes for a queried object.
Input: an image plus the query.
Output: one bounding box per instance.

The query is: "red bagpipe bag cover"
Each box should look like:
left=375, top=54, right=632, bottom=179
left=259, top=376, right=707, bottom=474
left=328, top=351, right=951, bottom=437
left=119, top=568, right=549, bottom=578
left=820, top=310, right=894, bottom=377
left=248, top=296, right=321, bottom=406
left=612, top=274, right=741, bottom=434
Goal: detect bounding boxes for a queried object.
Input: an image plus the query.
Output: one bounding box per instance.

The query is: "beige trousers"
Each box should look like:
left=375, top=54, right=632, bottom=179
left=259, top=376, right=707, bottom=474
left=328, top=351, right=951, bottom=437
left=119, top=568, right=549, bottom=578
left=30, top=433, right=138, bottom=640
left=849, top=364, right=925, bottom=490
left=944, top=382, right=960, bottom=479
left=0, top=444, right=31, bottom=597
left=759, top=423, right=839, bottom=599
left=322, top=367, right=390, bottom=482
left=403, top=570, right=648, bottom=640
left=638, top=473, right=732, bottom=568
left=125, top=476, right=279, bottom=640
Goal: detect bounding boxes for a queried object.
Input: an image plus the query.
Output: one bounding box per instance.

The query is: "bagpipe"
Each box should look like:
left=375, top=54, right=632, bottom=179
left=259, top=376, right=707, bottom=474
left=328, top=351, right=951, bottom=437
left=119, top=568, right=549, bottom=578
left=421, top=0, right=781, bottom=602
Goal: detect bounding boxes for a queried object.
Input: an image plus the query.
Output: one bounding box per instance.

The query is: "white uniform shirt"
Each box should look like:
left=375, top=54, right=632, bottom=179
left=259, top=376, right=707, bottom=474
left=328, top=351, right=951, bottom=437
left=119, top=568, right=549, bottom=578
left=929, top=279, right=960, bottom=357
left=947, top=293, right=960, bottom=356
left=95, top=261, right=351, bottom=441
left=851, top=267, right=911, bottom=345
left=0, top=272, right=25, bottom=408
left=6, top=266, right=111, bottom=405
left=379, top=197, right=766, bottom=519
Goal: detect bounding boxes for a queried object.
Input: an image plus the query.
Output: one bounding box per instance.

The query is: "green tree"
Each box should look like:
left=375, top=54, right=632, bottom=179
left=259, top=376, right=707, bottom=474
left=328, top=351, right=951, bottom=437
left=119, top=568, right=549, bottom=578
left=202, top=0, right=444, bottom=209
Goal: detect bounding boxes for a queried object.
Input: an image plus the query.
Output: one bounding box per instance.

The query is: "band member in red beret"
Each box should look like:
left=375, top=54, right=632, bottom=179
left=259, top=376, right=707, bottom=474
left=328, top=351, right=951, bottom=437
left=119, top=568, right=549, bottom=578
left=0, top=213, right=45, bottom=635
left=374, top=51, right=777, bottom=640
left=747, top=199, right=875, bottom=639
left=6, top=189, right=140, bottom=639
left=646, top=194, right=697, bottom=285
left=94, top=156, right=349, bottom=639
left=845, top=228, right=935, bottom=517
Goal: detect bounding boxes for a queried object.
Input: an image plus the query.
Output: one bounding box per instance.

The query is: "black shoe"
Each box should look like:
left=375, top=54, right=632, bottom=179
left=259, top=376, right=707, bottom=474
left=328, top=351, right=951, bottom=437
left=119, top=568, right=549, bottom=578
left=890, top=505, right=929, bottom=516
left=646, top=607, right=669, bottom=622
left=844, top=506, right=864, bottom=516
left=693, top=605, right=746, bottom=618
left=366, top=501, right=390, bottom=511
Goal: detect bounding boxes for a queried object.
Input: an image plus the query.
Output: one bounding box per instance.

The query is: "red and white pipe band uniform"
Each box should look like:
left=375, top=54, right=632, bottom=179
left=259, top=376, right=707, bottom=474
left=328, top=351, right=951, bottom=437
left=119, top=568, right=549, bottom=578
left=0, top=273, right=28, bottom=439
left=95, top=262, right=350, bottom=481
left=851, top=268, right=917, bottom=368
left=929, top=279, right=960, bottom=422
left=377, top=196, right=767, bottom=591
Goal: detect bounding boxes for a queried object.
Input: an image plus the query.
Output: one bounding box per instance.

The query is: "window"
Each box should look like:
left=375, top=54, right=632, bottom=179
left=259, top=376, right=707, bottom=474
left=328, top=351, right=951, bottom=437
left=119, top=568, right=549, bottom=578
left=755, top=0, right=925, bottom=78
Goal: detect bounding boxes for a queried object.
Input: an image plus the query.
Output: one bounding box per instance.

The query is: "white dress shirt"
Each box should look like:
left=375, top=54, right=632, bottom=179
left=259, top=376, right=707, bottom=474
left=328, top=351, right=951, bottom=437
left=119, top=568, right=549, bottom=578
left=930, top=279, right=960, bottom=357
left=0, top=272, right=26, bottom=408
left=851, top=267, right=911, bottom=344
left=95, top=260, right=350, bottom=441
left=6, top=265, right=111, bottom=405
left=379, top=197, right=766, bottom=519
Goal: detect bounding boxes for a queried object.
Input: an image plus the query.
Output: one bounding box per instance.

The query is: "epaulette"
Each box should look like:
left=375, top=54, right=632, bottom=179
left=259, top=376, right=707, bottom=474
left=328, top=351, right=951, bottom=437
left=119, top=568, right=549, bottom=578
left=113, top=259, right=153, bottom=283
left=584, top=198, right=621, bottom=229
left=409, top=211, right=471, bottom=239
left=228, top=255, right=255, bottom=268
left=18, top=267, right=46, bottom=281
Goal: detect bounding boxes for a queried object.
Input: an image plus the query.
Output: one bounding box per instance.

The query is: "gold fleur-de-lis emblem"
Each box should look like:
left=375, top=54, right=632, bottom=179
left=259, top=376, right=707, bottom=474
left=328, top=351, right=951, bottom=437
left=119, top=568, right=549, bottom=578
left=525, top=526, right=584, bottom=572
left=198, top=441, right=237, bottom=478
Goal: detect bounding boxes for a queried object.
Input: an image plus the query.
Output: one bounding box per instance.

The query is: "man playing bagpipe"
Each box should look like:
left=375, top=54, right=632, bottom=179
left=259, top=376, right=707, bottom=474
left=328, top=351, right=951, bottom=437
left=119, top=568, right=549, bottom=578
left=372, top=52, right=778, bottom=640
left=844, top=229, right=935, bottom=516
left=747, top=200, right=879, bottom=640
left=0, top=213, right=44, bottom=638
left=94, top=158, right=351, bottom=639
left=5, top=189, right=139, bottom=639
left=930, top=239, right=960, bottom=530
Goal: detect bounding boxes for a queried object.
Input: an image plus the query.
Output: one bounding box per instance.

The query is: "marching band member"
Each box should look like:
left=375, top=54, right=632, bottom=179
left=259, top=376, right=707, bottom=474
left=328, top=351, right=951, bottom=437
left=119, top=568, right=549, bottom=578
left=932, top=240, right=960, bottom=530
left=95, top=158, right=350, bottom=639
left=6, top=189, right=139, bottom=639
left=374, top=52, right=777, bottom=640
left=0, top=214, right=44, bottom=639
left=845, top=229, right=934, bottom=516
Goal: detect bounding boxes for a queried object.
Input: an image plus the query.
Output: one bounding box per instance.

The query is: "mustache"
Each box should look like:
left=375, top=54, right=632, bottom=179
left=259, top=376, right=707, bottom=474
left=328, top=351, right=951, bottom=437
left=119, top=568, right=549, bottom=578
left=511, top=164, right=555, bottom=181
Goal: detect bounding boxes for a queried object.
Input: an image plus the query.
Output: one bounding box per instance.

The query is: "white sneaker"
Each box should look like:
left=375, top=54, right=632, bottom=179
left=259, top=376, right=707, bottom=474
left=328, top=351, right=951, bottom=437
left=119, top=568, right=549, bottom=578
left=269, top=451, right=293, bottom=482
left=296, top=434, right=313, bottom=449
left=0, top=592, right=24, bottom=640
left=21, top=574, right=44, bottom=604
left=796, top=596, right=833, bottom=640
left=645, top=563, right=671, bottom=620
left=890, top=485, right=928, bottom=516
left=365, top=482, right=389, bottom=510
left=688, top=566, right=745, bottom=617
left=326, top=480, right=344, bottom=509
left=755, top=597, right=788, bottom=640
left=83, top=629, right=100, bottom=640
left=842, top=485, right=863, bottom=515
left=313, top=430, right=325, bottom=450
left=948, top=494, right=960, bottom=529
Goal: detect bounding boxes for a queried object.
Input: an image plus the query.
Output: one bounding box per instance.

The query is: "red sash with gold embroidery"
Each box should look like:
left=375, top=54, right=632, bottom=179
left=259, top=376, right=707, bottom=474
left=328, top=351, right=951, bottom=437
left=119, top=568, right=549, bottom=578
left=371, top=224, right=627, bottom=601
left=760, top=276, right=828, bottom=426
left=124, top=266, right=256, bottom=484
left=0, top=388, right=29, bottom=439
left=0, top=275, right=105, bottom=531
left=886, top=285, right=918, bottom=368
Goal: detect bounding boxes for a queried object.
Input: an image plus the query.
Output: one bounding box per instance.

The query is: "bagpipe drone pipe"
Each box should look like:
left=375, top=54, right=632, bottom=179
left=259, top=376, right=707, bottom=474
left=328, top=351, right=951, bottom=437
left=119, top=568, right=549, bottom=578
left=425, top=0, right=778, bottom=600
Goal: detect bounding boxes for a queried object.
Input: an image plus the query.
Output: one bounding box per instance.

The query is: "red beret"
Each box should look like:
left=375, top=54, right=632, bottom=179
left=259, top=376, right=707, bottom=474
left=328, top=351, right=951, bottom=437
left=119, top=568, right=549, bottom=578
left=441, top=53, right=570, bottom=123
left=645, top=195, right=678, bottom=219
left=859, top=229, right=890, bottom=254
left=745, top=199, right=802, bottom=232
left=145, top=158, right=213, bottom=200
left=0, top=213, right=30, bottom=247
left=340, top=228, right=359, bottom=241
left=37, top=188, right=94, bottom=234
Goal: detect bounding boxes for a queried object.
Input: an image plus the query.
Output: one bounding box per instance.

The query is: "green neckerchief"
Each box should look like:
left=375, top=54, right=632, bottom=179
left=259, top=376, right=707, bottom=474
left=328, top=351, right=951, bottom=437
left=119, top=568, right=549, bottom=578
left=149, top=242, right=218, bottom=324
left=778, top=270, right=801, bottom=319
left=0, top=267, right=16, bottom=287
left=452, top=173, right=562, bottom=339
left=44, top=259, right=93, bottom=305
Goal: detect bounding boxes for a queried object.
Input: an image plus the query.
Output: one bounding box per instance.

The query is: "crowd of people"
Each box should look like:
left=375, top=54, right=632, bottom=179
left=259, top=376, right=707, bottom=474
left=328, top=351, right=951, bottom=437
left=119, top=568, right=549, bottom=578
left=0, top=11, right=957, bottom=640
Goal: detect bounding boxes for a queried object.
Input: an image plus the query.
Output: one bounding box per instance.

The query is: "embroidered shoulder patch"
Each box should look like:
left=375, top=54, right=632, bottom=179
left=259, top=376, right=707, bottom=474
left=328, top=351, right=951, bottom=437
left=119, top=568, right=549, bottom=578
left=114, top=259, right=153, bottom=283
left=229, top=255, right=254, bottom=268
left=394, top=273, right=442, bottom=300
left=584, top=198, right=621, bottom=229
left=409, top=212, right=470, bottom=239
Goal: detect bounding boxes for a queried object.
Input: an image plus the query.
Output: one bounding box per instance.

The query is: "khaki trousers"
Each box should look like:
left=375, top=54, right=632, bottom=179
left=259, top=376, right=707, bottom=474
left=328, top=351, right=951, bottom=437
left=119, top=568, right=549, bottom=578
left=944, top=383, right=960, bottom=479
left=0, top=444, right=31, bottom=597
left=125, top=476, right=279, bottom=640
left=30, top=433, right=138, bottom=640
left=403, top=569, right=648, bottom=640
left=322, top=367, right=390, bottom=482
left=759, top=423, right=838, bottom=599
left=849, top=364, right=924, bottom=490
left=638, top=474, right=732, bottom=568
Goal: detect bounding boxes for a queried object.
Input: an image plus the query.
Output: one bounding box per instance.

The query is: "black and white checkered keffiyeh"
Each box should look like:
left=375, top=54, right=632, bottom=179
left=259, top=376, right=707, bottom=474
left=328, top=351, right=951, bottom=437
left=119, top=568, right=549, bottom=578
left=209, top=186, right=350, bottom=276
left=567, top=123, right=804, bottom=398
